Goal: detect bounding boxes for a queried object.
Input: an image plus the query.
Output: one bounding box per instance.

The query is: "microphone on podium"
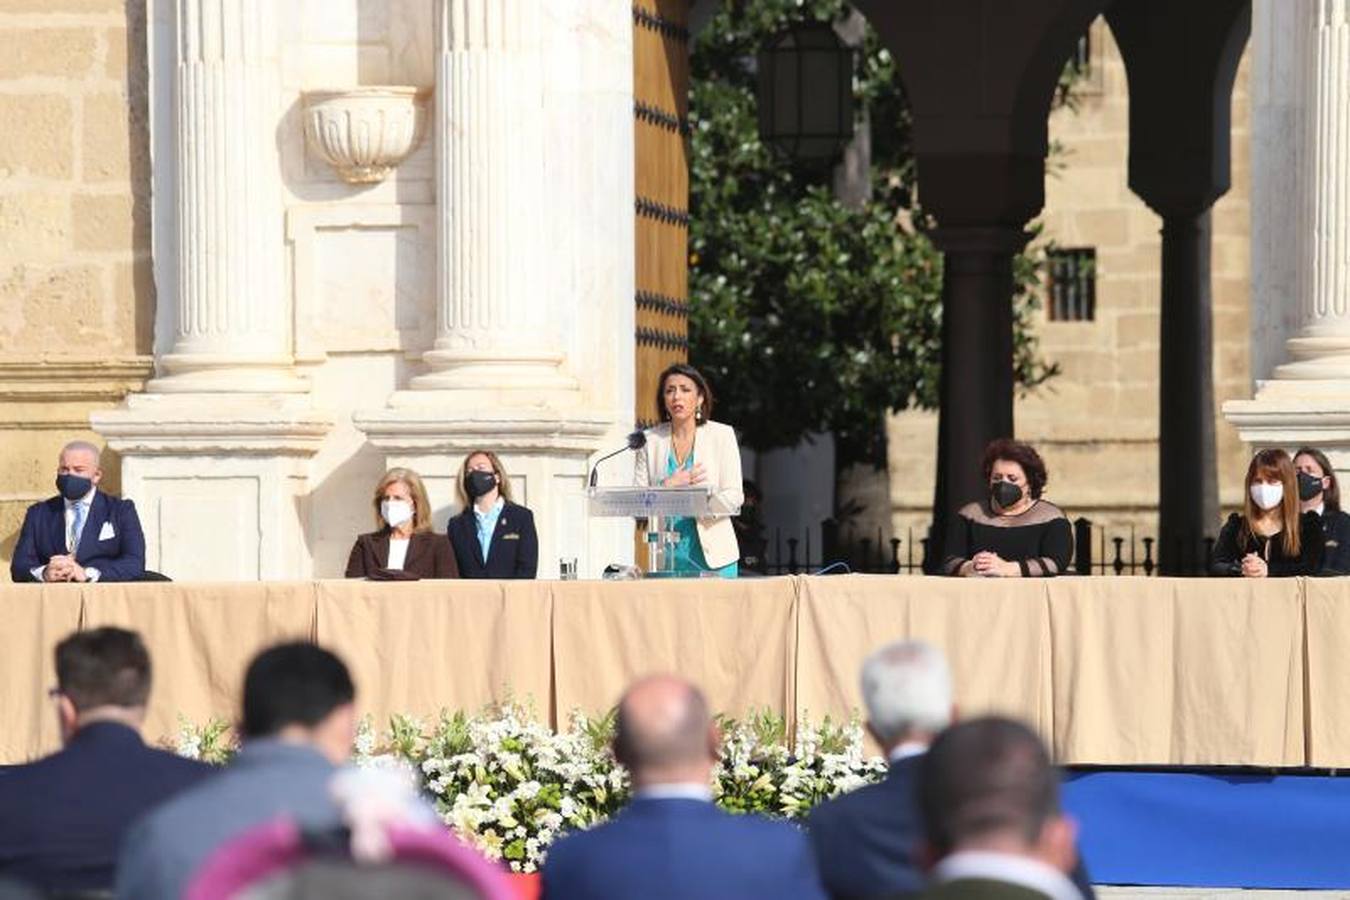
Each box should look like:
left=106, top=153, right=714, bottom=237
left=589, top=430, right=647, bottom=488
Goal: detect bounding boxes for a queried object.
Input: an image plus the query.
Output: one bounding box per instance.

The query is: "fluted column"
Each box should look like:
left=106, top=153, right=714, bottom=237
left=1274, top=0, right=1350, bottom=379
left=152, top=0, right=303, bottom=394
left=410, top=0, right=575, bottom=394
left=1226, top=0, right=1350, bottom=469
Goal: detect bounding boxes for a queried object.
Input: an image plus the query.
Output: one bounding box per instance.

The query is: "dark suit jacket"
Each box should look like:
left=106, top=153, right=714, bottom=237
left=1317, top=508, right=1350, bottom=575
left=808, top=756, right=927, bottom=900
left=344, top=529, right=459, bottom=579
left=447, top=501, right=539, bottom=579
left=10, top=491, right=146, bottom=583
left=542, top=797, right=828, bottom=900
left=915, top=879, right=1060, bottom=900
left=0, top=722, right=212, bottom=893
left=808, top=757, right=1096, bottom=900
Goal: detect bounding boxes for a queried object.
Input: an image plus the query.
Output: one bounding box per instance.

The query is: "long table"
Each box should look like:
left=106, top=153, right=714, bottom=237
left=3, top=576, right=1338, bottom=767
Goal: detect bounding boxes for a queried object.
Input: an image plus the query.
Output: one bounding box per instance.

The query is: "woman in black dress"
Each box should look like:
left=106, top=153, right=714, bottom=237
left=1294, top=446, right=1350, bottom=575
left=942, top=438, right=1073, bottom=577
left=1211, top=448, right=1323, bottom=577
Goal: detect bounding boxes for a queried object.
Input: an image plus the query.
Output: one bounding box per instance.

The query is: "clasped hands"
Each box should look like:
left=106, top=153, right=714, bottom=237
left=967, top=550, right=1019, bottom=578
left=43, top=554, right=88, bottom=583
left=662, top=464, right=707, bottom=487
left=1240, top=553, right=1268, bottom=578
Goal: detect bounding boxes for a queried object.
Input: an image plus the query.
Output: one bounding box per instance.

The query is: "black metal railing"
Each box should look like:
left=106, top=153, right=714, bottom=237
left=741, top=517, right=1215, bottom=577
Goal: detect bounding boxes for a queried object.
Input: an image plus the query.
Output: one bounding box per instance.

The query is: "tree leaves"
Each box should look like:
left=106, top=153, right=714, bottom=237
left=687, top=0, right=1059, bottom=468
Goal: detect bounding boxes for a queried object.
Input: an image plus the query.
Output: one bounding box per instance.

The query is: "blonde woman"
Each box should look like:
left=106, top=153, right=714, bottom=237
left=446, top=450, right=539, bottom=579
left=345, top=467, right=458, bottom=579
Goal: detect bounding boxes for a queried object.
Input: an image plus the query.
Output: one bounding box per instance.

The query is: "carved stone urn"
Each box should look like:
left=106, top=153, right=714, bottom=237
left=302, top=87, right=429, bottom=184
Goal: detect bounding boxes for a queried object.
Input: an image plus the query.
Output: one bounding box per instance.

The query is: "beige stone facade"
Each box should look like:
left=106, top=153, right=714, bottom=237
left=0, top=0, right=154, bottom=566
left=887, top=19, right=1253, bottom=558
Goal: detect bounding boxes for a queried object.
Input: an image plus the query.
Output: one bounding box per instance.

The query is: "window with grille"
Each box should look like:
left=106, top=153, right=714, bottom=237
left=1072, top=30, right=1091, bottom=73
left=1046, top=247, right=1096, bottom=322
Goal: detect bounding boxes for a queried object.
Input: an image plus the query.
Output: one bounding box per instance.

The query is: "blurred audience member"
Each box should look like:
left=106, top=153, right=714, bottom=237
left=447, top=450, right=539, bottom=579
left=808, top=640, right=954, bottom=900
left=10, top=440, right=146, bottom=583
left=914, top=717, right=1081, bottom=900
left=542, top=674, right=827, bottom=900
left=117, top=642, right=358, bottom=900
left=186, top=766, right=512, bottom=900
left=0, top=628, right=210, bottom=894
left=808, top=643, right=1094, bottom=900
left=345, top=467, right=458, bottom=580
left=1212, top=448, right=1323, bottom=577
left=942, top=439, right=1072, bottom=578
left=1294, top=446, right=1350, bottom=575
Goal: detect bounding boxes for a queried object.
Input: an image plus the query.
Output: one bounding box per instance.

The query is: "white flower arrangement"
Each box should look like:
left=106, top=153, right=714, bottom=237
left=171, top=704, right=886, bottom=874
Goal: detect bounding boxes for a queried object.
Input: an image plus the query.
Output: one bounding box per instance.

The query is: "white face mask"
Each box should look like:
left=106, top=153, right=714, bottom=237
left=380, top=498, right=414, bottom=528
left=1250, top=482, right=1285, bottom=511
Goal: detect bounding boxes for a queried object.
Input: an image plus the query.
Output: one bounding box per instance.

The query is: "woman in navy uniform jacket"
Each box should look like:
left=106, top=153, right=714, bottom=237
left=1294, top=446, right=1350, bottom=575
left=446, top=450, right=539, bottom=579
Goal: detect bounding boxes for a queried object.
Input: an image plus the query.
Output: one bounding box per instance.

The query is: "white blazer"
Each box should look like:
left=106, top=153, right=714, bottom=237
left=635, top=420, right=745, bottom=569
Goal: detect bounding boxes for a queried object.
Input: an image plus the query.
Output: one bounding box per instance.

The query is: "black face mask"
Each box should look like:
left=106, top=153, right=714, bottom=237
left=991, top=480, right=1023, bottom=509
left=465, top=470, right=498, bottom=500
left=56, top=473, right=93, bottom=501
left=1298, top=471, right=1325, bottom=503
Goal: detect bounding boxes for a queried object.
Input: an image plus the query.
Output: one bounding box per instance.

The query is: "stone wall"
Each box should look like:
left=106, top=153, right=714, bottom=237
left=888, top=18, right=1252, bottom=554
left=0, top=0, right=154, bottom=568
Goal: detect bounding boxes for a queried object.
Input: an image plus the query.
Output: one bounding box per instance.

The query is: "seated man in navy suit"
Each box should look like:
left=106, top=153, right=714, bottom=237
left=807, top=641, right=1095, bottom=900
left=10, top=440, right=146, bottom=583
left=542, top=674, right=828, bottom=900
left=0, top=628, right=212, bottom=893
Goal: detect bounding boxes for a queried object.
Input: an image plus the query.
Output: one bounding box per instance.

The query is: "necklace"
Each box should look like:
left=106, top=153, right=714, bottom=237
left=672, top=431, right=695, bottom=467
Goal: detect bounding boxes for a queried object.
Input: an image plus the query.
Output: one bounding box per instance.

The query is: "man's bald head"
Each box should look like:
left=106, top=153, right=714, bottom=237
left=613, top=675, right=716, bottom=783
left=58, top=441, right=101, bottom=472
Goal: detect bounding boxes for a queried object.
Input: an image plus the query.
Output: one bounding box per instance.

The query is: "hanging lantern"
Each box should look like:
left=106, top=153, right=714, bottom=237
left=756, top=21, right=857, bottom=164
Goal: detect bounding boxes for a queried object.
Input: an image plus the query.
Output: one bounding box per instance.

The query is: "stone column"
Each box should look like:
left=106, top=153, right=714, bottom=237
left=153, top=0, right=304, bottom=394
left=405, top=0, right=575, bottom=397
left=929, top=226, right=1027, bottom=558
left=91, top=0, right=330, bottom=581
left=1158, top=210, right=1218, bottom=573
left=1225, top=0, right=1350, bottom=468
left=357, top=1, right=636, bottom=576
left=1273, top=0, right=1350, bottom=380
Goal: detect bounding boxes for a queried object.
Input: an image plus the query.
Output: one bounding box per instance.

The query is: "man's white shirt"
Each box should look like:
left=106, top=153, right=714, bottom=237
left=31, top=490, right=101, bottom=583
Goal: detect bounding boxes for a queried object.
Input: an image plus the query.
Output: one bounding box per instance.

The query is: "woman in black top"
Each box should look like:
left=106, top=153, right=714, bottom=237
left=1211, top=448, right=1323, bottom=577
left=1294, top=446, right=1350, bottom=575
left=942, top=438, right=1073, bottom=577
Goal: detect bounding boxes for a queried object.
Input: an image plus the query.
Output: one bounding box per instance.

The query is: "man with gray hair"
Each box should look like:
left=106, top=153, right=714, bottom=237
left=10, top=440, right=145, bottom=582
left=808, top=639, right=955, bottom=899
left=542, top=674, right=828, bottom=899
left=807, top=641, right=1094, bottom=900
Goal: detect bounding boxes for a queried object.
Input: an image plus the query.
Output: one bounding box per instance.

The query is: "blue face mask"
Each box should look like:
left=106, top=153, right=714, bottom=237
left=56, top=473, right=92, bottom=501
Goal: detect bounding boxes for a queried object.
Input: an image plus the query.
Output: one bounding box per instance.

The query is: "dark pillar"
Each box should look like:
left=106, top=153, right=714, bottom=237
left=1105, top=0, right=1249, bottom=574
left=855, top=0, right=1104, bottom=565
left=1158, top=211, right=1218, bottom=573
left=931, top=227, right=1028, bottom=544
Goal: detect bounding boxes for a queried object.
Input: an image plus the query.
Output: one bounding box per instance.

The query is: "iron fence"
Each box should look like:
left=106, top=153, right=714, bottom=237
left=742, top=517, right=1216, bottom=576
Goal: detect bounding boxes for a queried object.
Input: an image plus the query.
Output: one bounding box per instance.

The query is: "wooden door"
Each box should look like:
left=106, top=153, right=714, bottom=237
left=633, top=0, right=690, bottom=429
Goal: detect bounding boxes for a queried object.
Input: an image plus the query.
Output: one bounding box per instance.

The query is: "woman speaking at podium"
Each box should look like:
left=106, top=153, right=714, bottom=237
left=635, top=364, right=744, bottom=577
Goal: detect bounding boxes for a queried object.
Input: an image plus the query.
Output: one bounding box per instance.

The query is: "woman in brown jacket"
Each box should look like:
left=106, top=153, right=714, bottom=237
left=345, top=467, right=458, bottom=579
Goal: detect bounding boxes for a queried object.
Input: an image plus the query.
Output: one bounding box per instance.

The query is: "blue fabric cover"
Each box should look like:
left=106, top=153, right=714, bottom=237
left=1064, top=769, right=1350, bottom=889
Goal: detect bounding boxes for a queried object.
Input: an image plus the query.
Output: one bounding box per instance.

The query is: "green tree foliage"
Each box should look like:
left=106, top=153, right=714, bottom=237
left=687, top=0, right=1061, bottom=467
